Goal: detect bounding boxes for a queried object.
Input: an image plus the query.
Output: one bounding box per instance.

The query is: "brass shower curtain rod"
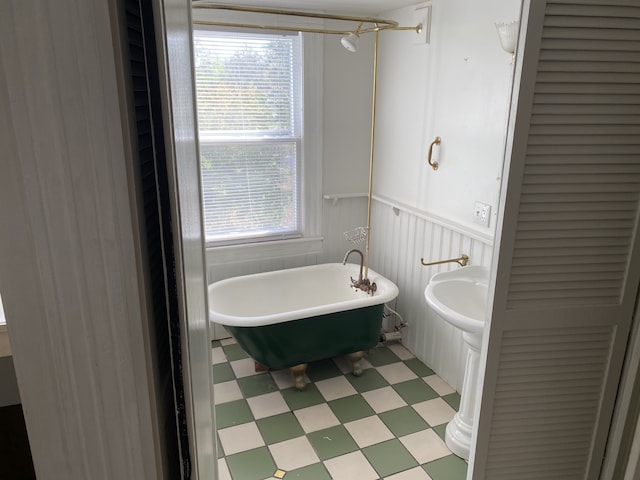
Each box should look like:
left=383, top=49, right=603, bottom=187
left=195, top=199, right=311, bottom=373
left=191, top=2, right=422, bottom=35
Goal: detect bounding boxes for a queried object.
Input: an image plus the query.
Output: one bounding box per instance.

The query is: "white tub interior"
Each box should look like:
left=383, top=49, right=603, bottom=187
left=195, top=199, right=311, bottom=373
left=208, top=263, right=399, bottom=327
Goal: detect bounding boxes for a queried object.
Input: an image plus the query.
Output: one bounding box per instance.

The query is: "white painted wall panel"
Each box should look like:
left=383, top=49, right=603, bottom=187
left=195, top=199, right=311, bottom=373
left=375, top=0, right=520, bottom=235
left=0, top=0, right=158, bottom=477
left=323, top=36, right=374, bottom=197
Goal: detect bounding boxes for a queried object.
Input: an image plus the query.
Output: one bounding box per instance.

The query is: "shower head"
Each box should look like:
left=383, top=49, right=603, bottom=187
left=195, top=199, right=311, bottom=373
left=340, top=32, right=360, bottom=52
left=341, top=22, right=363, bottom=52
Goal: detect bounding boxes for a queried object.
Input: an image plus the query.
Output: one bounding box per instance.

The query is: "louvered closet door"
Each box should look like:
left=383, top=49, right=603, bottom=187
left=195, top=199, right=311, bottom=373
left=472, top=1, right=640, bottom=479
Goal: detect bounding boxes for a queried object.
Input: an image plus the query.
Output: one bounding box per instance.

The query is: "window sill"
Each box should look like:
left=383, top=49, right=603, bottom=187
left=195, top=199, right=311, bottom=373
left=206, top=236, right=324, bottom=266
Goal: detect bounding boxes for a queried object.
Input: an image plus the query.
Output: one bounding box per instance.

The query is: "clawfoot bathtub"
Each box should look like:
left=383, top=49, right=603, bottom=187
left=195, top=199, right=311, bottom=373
left=208, top=263, right=399, bottom=390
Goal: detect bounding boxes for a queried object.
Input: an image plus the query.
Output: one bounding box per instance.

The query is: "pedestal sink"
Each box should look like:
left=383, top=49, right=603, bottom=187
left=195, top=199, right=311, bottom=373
left=424, top=265, right=489, bottom=460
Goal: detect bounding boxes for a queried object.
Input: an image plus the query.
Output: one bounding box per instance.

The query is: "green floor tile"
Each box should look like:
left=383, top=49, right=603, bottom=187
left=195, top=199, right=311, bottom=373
left=432, top=423, right=447, bottom=441
left=226, top=446, right=276, bottom=480
left=328, top=394, right=375, bottom=423
left=256, top=412, right=304, bottom=445
left=305, top=359, right=344, bottom=382
left=211, top=340, right=222, bottom=348
left=346, top=368, right=389, bottom=392
left=215, top=399, right=254, bottom=429
left=442, top=392, right=461, bottom=411
left=281, top=383, right=325, bottom=410
left=393, top=378, right=439, bottom=404
left=212, top=362, right=235, bottom=384
left=237, top=373, right=279, bottom=398
left=307, top=425, right=358, bottom=460
left=423, top=454, right=468, bottom=480
left=286, top=462, right=332, bottom=479
left=222, top=343, right=250, bottom=361
left=362, top=438, right=418, bottom=477
left=404, top=358, right=435, bottom=377
left=379, top=406, right=429, bottom=437
left=365, top=346, right=401, bottom=367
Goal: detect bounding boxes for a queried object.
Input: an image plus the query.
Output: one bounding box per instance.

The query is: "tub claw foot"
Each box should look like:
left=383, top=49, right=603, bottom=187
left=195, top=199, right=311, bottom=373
left=347, top=351, right=365, bottom=377
left=290, top=363, right=308, bottom=391
left=254, top=361, right=269, bottom=373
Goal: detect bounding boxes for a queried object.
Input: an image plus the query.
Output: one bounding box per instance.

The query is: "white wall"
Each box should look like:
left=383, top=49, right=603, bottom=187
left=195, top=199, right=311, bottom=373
left=323, top=33, right=374, bottom=197
left=375, top=0, right=521, bottom=234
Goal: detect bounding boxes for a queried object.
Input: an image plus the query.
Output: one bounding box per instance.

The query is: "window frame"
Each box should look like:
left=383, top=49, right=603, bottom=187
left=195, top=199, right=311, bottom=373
left=193, top=26, right=322, bottom=255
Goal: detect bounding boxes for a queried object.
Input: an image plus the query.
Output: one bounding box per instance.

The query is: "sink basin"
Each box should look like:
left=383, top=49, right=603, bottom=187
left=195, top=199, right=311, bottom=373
left=424, top=265, right=489, bottom=334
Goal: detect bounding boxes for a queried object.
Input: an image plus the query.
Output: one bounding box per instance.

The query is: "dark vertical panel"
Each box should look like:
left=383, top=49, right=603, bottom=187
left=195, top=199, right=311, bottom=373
left=122, top=0, right=190, bottom=477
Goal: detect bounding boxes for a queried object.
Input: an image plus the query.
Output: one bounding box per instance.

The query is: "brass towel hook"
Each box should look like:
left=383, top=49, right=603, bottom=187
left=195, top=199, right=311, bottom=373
left=427, top=136, right=441, bottom=171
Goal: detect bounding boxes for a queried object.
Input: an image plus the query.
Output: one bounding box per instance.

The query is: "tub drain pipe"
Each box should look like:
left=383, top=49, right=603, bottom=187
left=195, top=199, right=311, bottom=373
left=380, top=330, right=403, bottom=343
left=381, top=303, right=406, bottom=343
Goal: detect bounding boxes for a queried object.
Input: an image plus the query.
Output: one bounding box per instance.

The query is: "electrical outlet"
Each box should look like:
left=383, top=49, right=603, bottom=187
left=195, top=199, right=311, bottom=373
left=473, top=201, right=491, bottom=227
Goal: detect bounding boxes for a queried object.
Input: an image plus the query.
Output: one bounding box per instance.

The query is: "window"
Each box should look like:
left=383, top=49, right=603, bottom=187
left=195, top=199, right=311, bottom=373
left=194, top=28, right=304, bottom=245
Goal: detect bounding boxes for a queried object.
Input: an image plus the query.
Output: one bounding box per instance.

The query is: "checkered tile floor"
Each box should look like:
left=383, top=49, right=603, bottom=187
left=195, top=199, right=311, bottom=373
left=212, top=337, right=468, bottom=480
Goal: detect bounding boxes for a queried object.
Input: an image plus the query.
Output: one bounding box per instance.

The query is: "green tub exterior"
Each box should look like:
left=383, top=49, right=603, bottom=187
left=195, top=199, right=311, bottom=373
left=225, top=304, right=384, bottom=370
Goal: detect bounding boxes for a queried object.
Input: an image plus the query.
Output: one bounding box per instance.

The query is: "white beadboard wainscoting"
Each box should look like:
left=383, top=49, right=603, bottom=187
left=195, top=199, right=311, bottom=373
left=368, top=196, right=494, bottom=391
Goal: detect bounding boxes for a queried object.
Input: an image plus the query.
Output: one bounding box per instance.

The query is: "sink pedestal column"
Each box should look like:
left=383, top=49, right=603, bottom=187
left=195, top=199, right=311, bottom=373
left=445, top=331, right=482, bottom=461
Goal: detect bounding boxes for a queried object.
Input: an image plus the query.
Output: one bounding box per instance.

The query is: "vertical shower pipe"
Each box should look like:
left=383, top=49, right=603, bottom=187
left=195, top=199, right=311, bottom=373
left=365, top=27, right=379, bottom=280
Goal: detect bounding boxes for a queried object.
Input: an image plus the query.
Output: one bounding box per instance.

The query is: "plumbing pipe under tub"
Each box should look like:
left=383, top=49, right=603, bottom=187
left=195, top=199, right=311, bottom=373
left=380, top=330, right=402, bottom=342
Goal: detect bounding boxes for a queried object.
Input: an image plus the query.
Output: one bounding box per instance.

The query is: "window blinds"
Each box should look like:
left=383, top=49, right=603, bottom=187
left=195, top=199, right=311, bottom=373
left=194, top=29, right=301, bottom=244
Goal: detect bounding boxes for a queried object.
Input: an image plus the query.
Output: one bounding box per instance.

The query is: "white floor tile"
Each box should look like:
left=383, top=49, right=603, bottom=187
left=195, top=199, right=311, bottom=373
left=423, top=374, right=456, bottom=396
left=377, top=362, right=418, bottom=385
left=220, top=337, right=236, bottom=346
left=323, top=451, right=379, bottom=480
left=400, top=428, right=451, bottom=464
left=211, top=346, right=227, bottom=365
left=315, top=376, right=357, bottom=402
left=247, top=391, right=289, bottom=420
left=217, top=458, right=232, bottom=480
left=294, top=403, right=340, bottom=433
left=269, top=436, right=319, bottom=471
left=362, top=386, right=407, bottom=413
left=218, top=422, right=264, bottom=456
left=385, top=466, right=433, bottom=480
left=386, top=343, right=415, bottom=360
left=214, top=380, right=242, bottom=405
left=413, top=398, right=456, bottom=426
left=230, top=358, right=257, bottom=378
left=345, top=415, right=394, bottom=448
